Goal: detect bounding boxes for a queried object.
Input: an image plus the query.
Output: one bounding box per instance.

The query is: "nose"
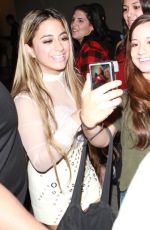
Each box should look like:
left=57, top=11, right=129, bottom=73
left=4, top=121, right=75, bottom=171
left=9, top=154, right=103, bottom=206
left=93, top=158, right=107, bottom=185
left=71, top=19, right=77, bottom=28
left=127, top=7, right=134, bottom=18
left=54, top=39, right=64, bottom=51
left=138, top=43, right=146, bottom=55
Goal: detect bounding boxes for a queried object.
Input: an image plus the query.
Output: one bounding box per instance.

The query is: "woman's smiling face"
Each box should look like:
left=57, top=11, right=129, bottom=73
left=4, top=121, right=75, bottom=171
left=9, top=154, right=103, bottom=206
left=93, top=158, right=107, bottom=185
left=131, top=21, right=150, bottom=80
left=71, top=9, right=93, bottom=44
left=26, top=18, right=70, bottom=75
left=123, top=0, right=143, bottom=28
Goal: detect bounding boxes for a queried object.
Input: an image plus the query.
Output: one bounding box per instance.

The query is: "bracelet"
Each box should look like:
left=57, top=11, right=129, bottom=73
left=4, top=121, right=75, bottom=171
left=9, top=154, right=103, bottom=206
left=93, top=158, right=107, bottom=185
left=79, top=111, right=97, bottom=130
left=89, top=123, right=104, bottom=142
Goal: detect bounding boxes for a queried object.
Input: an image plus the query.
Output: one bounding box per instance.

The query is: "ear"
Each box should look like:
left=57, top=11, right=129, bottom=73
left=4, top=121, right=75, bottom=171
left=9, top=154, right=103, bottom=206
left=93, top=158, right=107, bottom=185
left=89, top=24, right=94, bottom=33
left=25, top=44, right=36, bottom=58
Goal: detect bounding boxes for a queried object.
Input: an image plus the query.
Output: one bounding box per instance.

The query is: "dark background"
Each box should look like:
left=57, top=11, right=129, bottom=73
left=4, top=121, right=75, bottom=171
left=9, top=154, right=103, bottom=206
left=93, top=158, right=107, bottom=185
left=0, top=0, right=123, bottom=64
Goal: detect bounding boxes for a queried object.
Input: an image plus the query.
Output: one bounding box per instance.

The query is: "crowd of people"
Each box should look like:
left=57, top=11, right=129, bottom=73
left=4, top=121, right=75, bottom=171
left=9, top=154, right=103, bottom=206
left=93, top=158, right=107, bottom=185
left=0, top=0, right=150, bottom=229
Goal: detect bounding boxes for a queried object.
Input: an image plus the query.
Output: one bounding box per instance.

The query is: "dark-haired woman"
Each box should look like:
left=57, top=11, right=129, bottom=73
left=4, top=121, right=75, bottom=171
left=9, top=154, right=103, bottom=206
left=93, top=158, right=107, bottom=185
left=112, top=15, right=150, bottom=229
left=115, top=0, right=150, bottom=90
left=71, top=4, right=110, bottom=78
left=114, top=10, right=150, bottom=203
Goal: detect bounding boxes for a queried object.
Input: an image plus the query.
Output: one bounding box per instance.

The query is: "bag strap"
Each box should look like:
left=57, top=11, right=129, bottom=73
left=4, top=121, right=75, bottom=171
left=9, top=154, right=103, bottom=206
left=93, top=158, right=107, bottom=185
left=71, top=128, right=113, bottom=205
left=101, top=127, right=113, bottom=203
left=71, top=139, right=88, bottom=204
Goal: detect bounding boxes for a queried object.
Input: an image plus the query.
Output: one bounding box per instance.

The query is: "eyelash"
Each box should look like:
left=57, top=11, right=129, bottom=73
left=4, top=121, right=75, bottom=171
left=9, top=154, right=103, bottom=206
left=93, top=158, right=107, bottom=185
left=79, top=19, right=84, bottom=23
left=131, top=41, right=150, bottom=47
left=43, top=40, right=52, bottom=44
left=71, top=18, right=84, bottom=23
left=131, top=43, right=137, bottom=47
left=62, top=36, right=69, bottom=41
left=123, top=5, right=141, bottom=12
left=43, top=37, right=69, bottom=44
left=122, top=8, right=127, bottom=12
left=134, top=5, right=141, bottom=10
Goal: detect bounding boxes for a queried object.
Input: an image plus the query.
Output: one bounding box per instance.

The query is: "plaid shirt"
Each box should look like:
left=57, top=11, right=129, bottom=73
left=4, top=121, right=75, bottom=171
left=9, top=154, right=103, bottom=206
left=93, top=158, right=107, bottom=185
left=75, top=39, right=109, bottom=78
left=115, top=43, right=127, bottom=90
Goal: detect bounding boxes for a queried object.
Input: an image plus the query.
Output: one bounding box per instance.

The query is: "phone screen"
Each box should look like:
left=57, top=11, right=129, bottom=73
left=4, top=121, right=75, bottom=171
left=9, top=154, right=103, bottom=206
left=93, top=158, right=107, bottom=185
left=89, top=61, right=115, bottom=89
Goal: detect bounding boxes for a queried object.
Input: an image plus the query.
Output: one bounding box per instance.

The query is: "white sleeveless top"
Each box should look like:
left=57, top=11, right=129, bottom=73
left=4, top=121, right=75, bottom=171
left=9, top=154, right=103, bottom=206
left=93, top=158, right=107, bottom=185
left=14, top=72, right=102, bottom=225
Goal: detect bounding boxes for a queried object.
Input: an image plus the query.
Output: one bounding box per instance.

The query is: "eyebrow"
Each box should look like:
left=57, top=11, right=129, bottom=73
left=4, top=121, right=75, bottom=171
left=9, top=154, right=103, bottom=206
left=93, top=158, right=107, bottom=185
left=40, top=31, right=67, bottom=39
left=73, top=14, right=86, bottom=19
left=123, top=1, right=140, bottom=6
left=131, top=37, right=150, bottom=41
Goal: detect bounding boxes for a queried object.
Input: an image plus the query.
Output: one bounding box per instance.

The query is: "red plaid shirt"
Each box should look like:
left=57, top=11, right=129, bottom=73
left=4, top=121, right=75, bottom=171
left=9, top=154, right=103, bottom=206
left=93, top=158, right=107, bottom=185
left=115, top=44, right=127, bottom=90
left=75, top=40, right=109, bottom=78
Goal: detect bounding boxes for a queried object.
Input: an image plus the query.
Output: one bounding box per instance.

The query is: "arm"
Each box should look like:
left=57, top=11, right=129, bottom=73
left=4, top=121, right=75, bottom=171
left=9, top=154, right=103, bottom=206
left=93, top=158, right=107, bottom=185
left=81, top=122, right=117, bottom=147
left=0, top=184, right=47, bottom=230
left=80, top=75, right=122, bottom=147
left=14, top=94, right=81, bottom=172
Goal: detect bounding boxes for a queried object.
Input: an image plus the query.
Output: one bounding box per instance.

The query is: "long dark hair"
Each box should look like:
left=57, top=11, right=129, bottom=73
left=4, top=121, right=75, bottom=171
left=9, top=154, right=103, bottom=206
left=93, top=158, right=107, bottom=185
left=71, top=3, right=113, bottom=57
left=122, top=0, right=150, bottom=36
left=141, top=0, right=150, bottom=13
left=125, top=14, right=150, bottom=149
left=119, top=0, right=150, bottom=60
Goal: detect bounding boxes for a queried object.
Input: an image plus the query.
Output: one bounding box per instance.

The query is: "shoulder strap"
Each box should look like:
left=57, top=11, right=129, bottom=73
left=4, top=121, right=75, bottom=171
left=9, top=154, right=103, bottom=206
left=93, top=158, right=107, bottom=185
left=101, top=128, right=113, bottom=204
left=71, top=128, right=113, bottom=205
left=70, top=139, right=87, bottom=204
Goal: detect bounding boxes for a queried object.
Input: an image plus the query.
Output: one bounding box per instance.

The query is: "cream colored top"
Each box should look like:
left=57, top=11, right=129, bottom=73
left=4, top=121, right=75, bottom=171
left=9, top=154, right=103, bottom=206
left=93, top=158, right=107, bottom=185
left=14, top=72, right=81, bottom=172
left=14, top=72, right=101, bottom=225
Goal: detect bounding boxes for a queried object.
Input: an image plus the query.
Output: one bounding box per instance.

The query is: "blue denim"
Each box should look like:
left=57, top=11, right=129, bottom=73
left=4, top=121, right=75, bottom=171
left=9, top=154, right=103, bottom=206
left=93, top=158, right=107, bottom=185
left=119, top=190, right=127, bottom=206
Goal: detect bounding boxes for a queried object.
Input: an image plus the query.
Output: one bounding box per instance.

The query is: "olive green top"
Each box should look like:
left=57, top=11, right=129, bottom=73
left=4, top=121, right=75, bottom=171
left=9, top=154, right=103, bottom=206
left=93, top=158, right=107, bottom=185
left=114, top=95, right=150, bottom=191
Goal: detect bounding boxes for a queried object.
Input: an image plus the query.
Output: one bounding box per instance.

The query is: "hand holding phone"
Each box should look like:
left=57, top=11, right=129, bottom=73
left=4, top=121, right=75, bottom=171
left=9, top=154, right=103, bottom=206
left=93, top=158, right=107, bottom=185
left=89, top=61, right=118, bottom=89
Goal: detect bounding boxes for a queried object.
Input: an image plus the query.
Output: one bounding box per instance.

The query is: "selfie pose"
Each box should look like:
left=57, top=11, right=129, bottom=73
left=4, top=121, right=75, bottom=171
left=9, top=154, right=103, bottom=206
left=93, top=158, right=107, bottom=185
left=11, top=8, right=122, bottom=229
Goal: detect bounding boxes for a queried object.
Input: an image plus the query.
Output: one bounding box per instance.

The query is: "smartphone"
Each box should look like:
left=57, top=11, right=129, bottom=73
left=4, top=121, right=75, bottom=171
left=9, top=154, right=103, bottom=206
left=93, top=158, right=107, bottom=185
left=89, top=61, right=118, bottom=89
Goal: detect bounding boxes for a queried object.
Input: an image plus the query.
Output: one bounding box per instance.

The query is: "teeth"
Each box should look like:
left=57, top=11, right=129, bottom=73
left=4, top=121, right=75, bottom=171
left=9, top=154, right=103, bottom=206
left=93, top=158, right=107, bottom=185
left=140, top=58, right=150, bottom=62
left=72, top=29, right=78, bottom=32
left=53, top=55, right=64, bottom=61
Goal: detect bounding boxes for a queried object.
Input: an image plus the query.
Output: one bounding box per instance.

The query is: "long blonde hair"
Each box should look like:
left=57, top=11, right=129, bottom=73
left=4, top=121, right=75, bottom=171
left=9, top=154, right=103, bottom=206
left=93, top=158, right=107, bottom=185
left=11, top=9, right=84, bottom=183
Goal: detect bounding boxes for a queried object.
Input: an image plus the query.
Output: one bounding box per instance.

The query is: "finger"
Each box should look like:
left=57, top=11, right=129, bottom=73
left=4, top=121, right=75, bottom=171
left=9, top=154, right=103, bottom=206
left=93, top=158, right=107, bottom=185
left=82, top=73, right=91, bottom=97
left=99, top=97, right=122, bottom=109
left=99, top=89, right=123, bottom=101
left=94, top=80, right=122, bottom=94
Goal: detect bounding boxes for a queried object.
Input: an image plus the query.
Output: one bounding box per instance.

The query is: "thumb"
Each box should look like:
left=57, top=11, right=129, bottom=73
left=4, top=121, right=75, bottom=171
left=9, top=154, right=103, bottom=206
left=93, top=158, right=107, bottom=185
left=82, top=73, right=91, bottom=97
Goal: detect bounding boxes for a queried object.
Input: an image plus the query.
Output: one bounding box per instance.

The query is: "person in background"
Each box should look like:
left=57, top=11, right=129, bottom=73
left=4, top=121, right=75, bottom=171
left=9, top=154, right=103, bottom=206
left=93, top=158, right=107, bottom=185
left=115, top=0, right=150, bottom=90
left=89, top=2, right=122, bottom=59
left=71, top=4, right=110, bottom=78
left=93, top=66, right=106, bottom=87
left=6, top=14, right=19, bottom=87
left=0, top=184, right=47, bottom=230
left=0, top=80, right=28, bottom=206
left=11, top=8, right=122, bottom=230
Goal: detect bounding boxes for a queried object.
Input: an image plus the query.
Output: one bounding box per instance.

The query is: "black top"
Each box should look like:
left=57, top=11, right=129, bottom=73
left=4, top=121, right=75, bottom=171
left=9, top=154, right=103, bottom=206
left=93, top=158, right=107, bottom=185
left=0, top=82, right=27, bottom=204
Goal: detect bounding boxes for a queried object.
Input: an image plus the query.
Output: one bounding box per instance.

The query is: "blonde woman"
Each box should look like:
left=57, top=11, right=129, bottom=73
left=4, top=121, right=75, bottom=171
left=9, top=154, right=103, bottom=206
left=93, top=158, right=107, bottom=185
left=11, top=8, right=122, bottom=229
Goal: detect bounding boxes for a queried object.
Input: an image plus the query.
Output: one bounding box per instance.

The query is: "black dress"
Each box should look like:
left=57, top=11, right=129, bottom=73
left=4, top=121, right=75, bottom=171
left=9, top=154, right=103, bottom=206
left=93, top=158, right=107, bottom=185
left=0, top=82, right=27, bottom=204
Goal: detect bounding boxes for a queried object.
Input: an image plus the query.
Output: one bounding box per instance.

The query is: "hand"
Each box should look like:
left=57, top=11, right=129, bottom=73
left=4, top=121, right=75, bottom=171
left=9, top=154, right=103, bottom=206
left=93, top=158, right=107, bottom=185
left=80, top=73, right=123, bottom=128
